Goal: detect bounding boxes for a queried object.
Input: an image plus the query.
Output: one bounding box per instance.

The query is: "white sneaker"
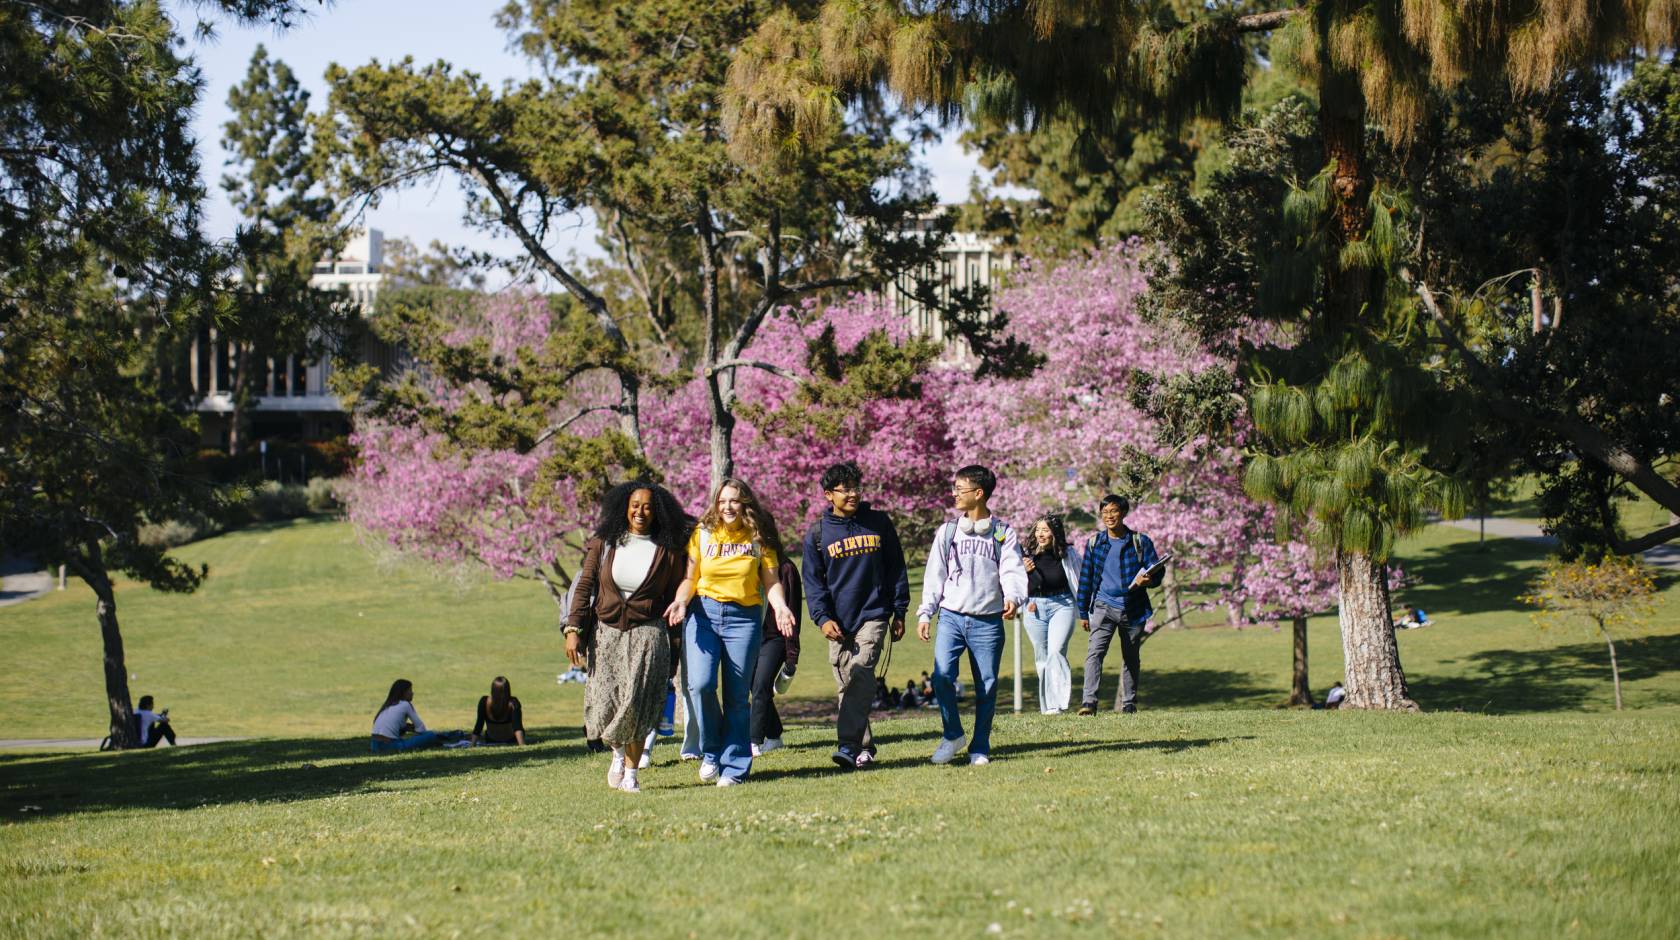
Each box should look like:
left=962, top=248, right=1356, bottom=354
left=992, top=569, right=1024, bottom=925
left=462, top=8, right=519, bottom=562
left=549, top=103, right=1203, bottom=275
left=637, top=751, right=651, bottom=769
left=716, top=775, right=744, bottom=788
left=619, top=770, right=641, bottom=793
left=750, top=743, right=761, bottom=758
left=759, top=737, right=783, bottom=754
left=855, top=750, right=875, bottom=767
left=931, top=735, right=967, bottom=765
left=608, top=750, right=625, bottom=789
left=698, top=760, right=720, bottom=783
left=969, top=753, right=991, bottom=766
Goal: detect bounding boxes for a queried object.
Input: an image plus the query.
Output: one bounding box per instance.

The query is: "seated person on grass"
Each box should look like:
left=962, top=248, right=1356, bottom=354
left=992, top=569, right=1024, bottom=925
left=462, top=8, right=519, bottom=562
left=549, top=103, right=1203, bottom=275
left=371, top=679, right=462, bottom=753
left=1393, top=606, right=1431, bottom=630
left=135, top=695, right=177, bottom=748
left=471, top=676, right=527, bottom=746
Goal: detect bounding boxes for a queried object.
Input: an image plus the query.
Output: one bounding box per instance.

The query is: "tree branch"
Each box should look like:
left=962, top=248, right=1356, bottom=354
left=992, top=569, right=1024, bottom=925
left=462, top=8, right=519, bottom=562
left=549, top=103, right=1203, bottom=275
left=532, top=405, right=620, bottom=448
left=1415, top=279, right=1680, bottom=540
left=1234, top=9, right=1301, bottom=32
left=707, top=358, right=800, bottom=381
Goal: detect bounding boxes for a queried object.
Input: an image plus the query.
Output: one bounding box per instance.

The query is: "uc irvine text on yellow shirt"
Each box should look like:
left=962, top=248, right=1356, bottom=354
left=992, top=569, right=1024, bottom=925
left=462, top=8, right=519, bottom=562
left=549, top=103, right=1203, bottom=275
left=687, top=525, right=779, bottom=606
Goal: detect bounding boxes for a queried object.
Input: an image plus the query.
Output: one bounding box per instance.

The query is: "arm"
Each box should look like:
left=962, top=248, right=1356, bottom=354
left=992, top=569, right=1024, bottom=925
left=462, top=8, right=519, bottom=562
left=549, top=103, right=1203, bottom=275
left=998, top=525, right=1029, bottom=619
left=1134, top=535, right=1163, bottom=588
left=665, top=540, right=701, bottom=626
left=884, top=515, right=910, bottom=640
left=801, top=526, right=838, bottom=635
left=471, top=697, right=487, bottom=740
left=405, top=702, right=428, bottom=735
left=762, top=554, right=796, bottom=636
left=564, top=539, right=604, bottom=666
left=512, top=699, right=526, bottom=746
left=917, top=525, right=948, bottom=640
left=780, top=560, right=802, bottom=668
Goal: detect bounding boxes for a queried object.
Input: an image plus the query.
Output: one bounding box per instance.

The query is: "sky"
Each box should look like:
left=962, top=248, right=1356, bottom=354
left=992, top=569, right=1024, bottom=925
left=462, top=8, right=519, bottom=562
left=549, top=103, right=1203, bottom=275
left=185, top=0, right=992, bottom=270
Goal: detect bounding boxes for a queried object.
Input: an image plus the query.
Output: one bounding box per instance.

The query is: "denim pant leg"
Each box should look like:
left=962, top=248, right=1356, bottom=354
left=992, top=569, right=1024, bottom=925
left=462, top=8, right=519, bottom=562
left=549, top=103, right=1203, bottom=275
left=931, top=612, right=968, bottom=742
left=1042, top=594, right=1077, bottom=712
left=716, top=602, right=763, bottom=781
left=684, top=600, right=724, bottom=763
left=964, top=614, right=1005, bottom=756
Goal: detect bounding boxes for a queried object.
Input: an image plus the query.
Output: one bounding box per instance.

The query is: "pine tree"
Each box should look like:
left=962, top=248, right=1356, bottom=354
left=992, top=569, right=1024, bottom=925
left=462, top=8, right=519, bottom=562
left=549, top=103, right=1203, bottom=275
left=724, top=1, right=1679, bottom=709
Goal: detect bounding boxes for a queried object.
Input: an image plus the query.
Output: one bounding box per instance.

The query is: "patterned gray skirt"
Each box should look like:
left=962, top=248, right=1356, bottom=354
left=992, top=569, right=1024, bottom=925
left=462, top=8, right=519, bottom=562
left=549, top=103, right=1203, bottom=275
left=586, top=621, right=671, bottom=747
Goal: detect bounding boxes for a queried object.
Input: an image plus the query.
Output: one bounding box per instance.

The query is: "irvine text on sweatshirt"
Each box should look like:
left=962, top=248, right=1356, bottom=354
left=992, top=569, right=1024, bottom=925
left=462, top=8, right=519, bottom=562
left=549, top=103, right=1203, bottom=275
left=916, top=516, right=1029, bottom=622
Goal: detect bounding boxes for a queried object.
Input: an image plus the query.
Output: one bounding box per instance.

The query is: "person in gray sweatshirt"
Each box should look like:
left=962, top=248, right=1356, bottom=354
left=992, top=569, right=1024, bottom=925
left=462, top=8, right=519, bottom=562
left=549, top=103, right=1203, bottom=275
left=916, top=464, right=1029, bottom=765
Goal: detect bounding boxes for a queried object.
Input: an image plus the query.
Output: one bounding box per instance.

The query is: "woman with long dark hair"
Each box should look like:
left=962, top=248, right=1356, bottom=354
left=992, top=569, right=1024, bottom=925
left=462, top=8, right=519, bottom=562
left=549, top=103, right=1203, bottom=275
left=665, top=478, right=797, bottom=787
left=565, top=480, right=691, bottom=793
left=371, top=679, right=452, bottom=753
left=1022, top=514, right=1082, bottom=714
left=470, top=676, right=526, bottom=745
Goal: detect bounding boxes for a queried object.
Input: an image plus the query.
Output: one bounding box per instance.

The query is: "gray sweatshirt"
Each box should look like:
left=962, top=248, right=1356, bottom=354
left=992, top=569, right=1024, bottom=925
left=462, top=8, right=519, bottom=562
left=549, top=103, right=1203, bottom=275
left=917, top=516, right=1030, bottom=621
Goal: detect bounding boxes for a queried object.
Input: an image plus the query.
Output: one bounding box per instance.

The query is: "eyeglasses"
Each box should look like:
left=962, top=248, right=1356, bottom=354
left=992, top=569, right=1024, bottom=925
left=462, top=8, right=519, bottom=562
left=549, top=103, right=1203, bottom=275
left=951, top=485, right=981, bottom=496
left=827, top=486, right=860, bottom=496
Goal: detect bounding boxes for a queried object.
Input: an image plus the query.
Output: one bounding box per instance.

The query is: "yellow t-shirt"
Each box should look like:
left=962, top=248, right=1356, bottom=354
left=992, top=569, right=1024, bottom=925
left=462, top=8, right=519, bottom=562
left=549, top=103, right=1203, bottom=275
left=688, top=524, right=779, bottom=606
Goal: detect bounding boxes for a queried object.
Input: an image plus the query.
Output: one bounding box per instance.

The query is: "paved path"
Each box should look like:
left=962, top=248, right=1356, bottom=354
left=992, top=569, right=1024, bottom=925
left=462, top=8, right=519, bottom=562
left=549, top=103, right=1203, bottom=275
left=0, top=557, right=54, bottom=608
left=1445, top=517, right=1680, bottom=571
left=0, top=737, right=245, bottom=750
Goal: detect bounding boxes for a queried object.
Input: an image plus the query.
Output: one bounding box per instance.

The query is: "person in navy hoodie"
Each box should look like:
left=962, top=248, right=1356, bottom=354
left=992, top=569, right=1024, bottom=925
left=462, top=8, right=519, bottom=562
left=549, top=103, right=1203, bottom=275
left=801, top=461, right=910, bottom=771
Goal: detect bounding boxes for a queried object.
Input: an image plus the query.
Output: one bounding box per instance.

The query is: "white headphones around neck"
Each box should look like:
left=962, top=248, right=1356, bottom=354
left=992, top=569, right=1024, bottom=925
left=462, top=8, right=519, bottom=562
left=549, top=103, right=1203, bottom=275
left=957, top=516, right=993, bottom=536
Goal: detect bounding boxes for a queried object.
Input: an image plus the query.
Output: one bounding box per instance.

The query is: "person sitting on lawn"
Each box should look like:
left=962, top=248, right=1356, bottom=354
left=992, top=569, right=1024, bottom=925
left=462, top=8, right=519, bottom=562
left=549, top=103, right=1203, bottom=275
left=1393, top=606, right=1431, bottom=630
left=371, top=679, right=458, bottom=753
left=471, top=676, right=527, bottom=746
left=134, top=695, right=177, bottom=748
left=1324, top=682, right=1347, bottom=709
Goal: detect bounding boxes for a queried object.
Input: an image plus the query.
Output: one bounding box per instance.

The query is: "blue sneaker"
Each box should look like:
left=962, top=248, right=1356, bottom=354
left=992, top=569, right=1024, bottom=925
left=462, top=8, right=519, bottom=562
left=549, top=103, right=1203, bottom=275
left=831, top=746, right=858, bottom=771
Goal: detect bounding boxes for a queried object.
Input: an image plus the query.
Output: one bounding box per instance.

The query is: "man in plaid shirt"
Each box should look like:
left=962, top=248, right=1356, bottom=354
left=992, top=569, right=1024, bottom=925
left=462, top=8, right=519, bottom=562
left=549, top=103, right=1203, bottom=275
left=1075, top=494, right=1163, bottom=714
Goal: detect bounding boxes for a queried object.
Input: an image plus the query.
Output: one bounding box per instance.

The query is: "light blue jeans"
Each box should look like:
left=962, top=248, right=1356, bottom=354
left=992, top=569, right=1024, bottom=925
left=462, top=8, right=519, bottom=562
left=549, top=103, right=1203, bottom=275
left=932, top=609, right=1004, bottom=756
left=684, top=597, right=763, bottom=782
left=1023, top=593, right=1077, bottom=713
left=370, top=732, right=443, bottom=754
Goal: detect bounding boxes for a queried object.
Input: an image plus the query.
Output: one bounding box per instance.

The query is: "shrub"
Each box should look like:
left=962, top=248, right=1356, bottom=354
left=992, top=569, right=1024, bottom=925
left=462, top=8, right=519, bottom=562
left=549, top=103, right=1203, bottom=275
left=250, top=482, right=311, bottom=522
left=138, top=518, right=212, bottom=549
left=305, top=477, right=346, bottom=514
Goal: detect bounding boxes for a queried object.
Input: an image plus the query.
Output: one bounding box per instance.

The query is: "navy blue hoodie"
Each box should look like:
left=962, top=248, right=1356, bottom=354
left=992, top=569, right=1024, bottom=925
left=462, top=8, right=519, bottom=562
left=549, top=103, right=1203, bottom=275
left=801, top=502, right=910, bottom=634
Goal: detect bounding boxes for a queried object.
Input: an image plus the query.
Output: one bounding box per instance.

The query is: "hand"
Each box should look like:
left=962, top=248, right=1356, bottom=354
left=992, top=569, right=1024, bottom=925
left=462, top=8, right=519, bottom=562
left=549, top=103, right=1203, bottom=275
left=1080, top=618, right=1090, bottom=633
left=820, top=620, right=843, bottom=642
left=775, top=605, right=795, bottom=637
left=917, top=619, right=931, bottom=642
left=663, top=598, right=687, bottom=627
left=1143, top=621, right=1157, bottom=635
left=1003, top=600, right=1019, bottom=620
left=564, top=632, right=584, bottom=667
left=1027, top=602, right=1038, bottom=615
left=891, top=616, right=905, bottom=642
left=780, top=664, right=796, bottom=680
left=1022, top=556, right=1036, bottom=572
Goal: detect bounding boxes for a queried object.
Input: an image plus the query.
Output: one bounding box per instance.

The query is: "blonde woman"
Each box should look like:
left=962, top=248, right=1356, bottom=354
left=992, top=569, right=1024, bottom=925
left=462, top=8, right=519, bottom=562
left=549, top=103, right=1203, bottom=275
left=1022, top=514, right=1082, bottom=714
left=665, top=479, right=797, bottom=787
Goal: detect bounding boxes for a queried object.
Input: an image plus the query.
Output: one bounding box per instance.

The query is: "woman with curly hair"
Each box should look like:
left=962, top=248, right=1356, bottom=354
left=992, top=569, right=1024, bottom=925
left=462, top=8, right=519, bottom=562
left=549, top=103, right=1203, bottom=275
left=565, top=480, right=692, bottom=793
left=665, top=478, right=797, bottom=787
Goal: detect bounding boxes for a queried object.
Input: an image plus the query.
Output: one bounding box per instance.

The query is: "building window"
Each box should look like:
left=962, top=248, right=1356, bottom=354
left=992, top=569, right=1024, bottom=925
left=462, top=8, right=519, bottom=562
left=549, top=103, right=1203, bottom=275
left=337, top=264, right=364, bottom=275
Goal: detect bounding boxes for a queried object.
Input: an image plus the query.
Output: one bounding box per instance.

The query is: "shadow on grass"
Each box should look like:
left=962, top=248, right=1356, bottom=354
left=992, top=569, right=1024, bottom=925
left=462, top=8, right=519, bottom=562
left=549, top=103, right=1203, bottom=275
left=1412, top=633, right=1680, bottom=713
left=0, top=724, right=584, bottom=823
left=745, top=736, right=1243, bottom=782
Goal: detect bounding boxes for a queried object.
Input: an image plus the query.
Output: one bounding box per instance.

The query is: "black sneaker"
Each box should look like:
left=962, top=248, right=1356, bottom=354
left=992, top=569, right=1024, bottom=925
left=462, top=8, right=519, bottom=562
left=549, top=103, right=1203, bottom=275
left=1120, top=704, right=1138, bottom=714
left=1077, top=703, right=1096, bottom=716
left=831, top=746, right=858, bottom=771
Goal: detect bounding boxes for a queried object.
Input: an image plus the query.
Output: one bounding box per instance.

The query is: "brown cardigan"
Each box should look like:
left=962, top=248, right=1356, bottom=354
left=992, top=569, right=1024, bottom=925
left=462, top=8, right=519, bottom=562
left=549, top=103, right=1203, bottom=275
left=565, top=536, right=686, bottom=632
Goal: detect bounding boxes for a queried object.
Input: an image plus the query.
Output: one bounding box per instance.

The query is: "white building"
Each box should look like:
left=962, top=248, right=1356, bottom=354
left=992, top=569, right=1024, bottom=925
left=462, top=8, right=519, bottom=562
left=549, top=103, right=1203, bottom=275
left=887, top=222, right=1012, bottom=362
left=188, top=229, right=395, bottom=446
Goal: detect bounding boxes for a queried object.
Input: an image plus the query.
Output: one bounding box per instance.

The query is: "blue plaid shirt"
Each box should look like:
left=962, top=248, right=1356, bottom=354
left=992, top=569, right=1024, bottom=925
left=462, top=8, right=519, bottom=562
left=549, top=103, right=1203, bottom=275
left=1076, top=529, right=1159, bottom=623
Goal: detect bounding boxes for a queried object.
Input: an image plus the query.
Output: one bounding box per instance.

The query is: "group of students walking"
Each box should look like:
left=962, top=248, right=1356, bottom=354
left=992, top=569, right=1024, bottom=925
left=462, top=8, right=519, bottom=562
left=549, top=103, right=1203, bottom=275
left=559, top=459, right=1164, bottom=793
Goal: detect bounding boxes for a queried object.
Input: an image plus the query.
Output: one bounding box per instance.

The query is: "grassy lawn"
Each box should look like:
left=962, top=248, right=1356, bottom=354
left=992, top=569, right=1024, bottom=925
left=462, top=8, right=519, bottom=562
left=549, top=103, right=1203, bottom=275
left=3, top=516, right=1679, bottom=936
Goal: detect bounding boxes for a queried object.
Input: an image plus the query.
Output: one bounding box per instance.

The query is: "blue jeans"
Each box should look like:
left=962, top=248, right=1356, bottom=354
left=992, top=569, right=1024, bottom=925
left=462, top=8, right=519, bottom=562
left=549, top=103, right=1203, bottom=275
left=932, top=609, right=1004, bottom=756
left=370, top=732, right=443, bottom=754
left=1023, top=593, right=1077, bottom=713
left=684, top=597, right=763, bottom=781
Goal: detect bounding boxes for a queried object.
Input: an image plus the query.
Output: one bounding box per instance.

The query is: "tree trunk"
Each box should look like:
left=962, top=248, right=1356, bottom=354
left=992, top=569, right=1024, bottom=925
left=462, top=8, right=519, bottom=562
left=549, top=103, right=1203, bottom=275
left=1162, top=560, right=1185, bottom=629
left=1603, top=629, right=1623, bottom=711
left=1336, top=548, right=1416, bottom=710
left=228, top=341, right=250, bottom=456
left=1288, top=615, right=1314, bottom=706
left=695, top=191, right=733, bottom=494
left=77, top=555, right=137, bottom=748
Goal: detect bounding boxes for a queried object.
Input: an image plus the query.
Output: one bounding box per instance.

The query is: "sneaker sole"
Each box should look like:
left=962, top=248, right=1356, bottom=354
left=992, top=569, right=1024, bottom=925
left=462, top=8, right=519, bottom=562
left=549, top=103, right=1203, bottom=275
left=831, top=754, right=858, bottom=771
